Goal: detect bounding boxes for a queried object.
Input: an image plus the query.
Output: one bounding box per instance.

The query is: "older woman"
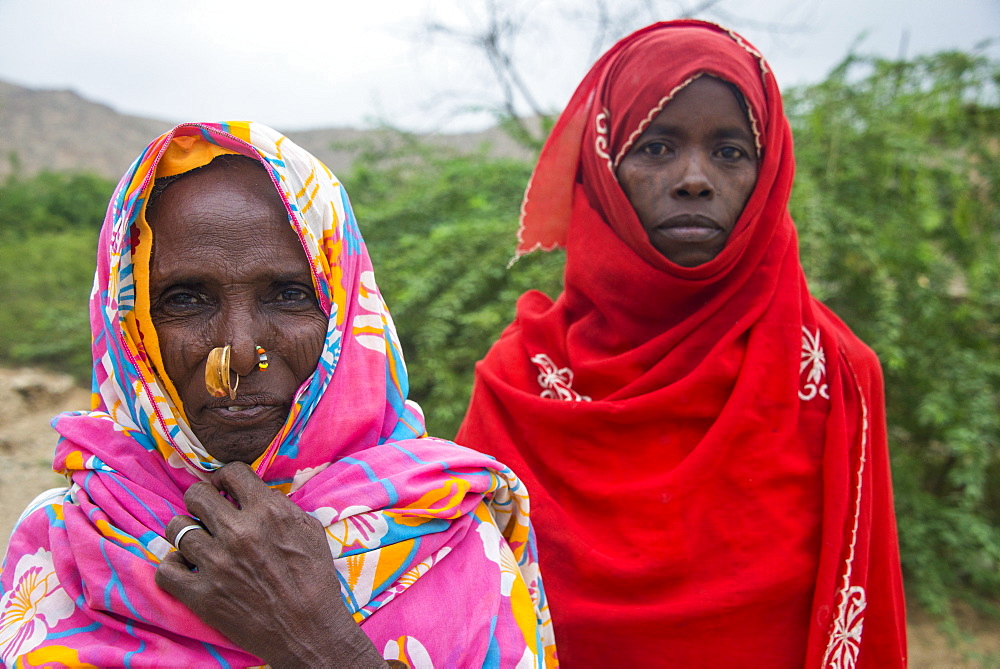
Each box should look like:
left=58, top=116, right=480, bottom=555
left=456, top=20, right=907, bottom=667
left=0, top=122, right=554, bottom=666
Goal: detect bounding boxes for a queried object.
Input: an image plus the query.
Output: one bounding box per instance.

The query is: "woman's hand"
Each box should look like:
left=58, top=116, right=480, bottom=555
left=155, top=462, right=394, bottom=668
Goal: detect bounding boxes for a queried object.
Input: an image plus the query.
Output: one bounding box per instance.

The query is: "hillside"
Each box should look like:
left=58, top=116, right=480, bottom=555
left=0, top=79, right=534, bottom=180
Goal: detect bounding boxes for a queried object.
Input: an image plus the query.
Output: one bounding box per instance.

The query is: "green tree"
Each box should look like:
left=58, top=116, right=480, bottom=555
left=348, top=139, right=563, bottom=436
left=786, top=49, right=1000, bottom=617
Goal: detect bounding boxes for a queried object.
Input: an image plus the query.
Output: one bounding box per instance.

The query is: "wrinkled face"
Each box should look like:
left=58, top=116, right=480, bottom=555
left=616, top=76, right=759, bottom=267
left=147, top=160, right=328, bottom=464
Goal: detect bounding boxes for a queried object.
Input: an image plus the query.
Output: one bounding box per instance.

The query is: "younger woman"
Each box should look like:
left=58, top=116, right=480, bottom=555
left=457, top=20, right=907, bottom=667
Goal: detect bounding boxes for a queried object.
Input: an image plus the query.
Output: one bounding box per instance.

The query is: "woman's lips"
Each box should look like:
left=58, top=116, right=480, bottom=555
left=654, top=214, right=721, bottom=242
left=204, top=395, right=286, bottom=424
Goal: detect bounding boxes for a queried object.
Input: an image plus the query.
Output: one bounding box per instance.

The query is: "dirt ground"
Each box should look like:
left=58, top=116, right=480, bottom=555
left=1, top=366, right=997, bottom=666
left=0, top=367, right=88, bottom=550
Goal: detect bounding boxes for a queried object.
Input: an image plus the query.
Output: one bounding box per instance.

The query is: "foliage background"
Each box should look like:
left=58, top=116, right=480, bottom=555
left=0, top=49, right=996, bottom=622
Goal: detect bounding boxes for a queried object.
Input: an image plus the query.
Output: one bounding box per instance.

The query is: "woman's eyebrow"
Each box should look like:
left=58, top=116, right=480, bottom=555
left=641, top=123, right=754, bottom=142
left=148, top=274, right=207, bottom=288
left=640, top=122, right=682, bottom=136
left=270, top=272, right=314, bottom=283
left=713, top=127, right=755, bottom=141
left=151, top=270, right=312, bottom=287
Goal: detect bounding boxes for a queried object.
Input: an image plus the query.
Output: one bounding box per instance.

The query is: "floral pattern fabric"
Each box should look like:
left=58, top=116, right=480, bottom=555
left=1, top=122, right=555, bottom=667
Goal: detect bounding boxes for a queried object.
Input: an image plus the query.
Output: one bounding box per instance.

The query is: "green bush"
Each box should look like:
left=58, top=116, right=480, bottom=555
left=0, top=230, right=97, bottom=381
left=0, top=170, right=112, bottom=236
left=348, top=140, right=564, bottom=436
left=0, top=170, right=109, bottom=381
left=786, top=49, right=999, bottom=616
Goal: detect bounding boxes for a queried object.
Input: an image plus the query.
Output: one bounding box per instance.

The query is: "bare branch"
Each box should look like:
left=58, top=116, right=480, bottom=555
left=674, top=0, right=726, bottom=18
left=419, top=0, right=818, bottom=148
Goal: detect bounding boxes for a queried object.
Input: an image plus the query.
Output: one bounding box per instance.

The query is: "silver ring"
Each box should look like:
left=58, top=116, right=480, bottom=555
left=173, top=523, right=206, bottom=549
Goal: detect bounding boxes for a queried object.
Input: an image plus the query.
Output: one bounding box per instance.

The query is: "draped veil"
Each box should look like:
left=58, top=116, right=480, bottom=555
left=458, top=21, right=906, bottom=668
left=1, top=122, right=555, bottom=667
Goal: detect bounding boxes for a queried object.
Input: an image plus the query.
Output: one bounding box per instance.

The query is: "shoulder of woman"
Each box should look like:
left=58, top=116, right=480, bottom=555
left=14, top=487, right=68, bottom=529
left=3, top=487, right=67, bottom=569
left=513, top=288, right=557, bottom=321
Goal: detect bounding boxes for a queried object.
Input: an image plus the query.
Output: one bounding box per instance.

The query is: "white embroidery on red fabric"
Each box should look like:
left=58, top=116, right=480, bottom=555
left=822, top=380, right=870, bottom=668
left=530, top=353, right=591, bottom=402
left=824, top=586, right=867, bottom=669
left=595, top=109, right=612, bottom=173
left=799, top=326, right=830, bottom=401
left=613, top=76, right=697, bottom=170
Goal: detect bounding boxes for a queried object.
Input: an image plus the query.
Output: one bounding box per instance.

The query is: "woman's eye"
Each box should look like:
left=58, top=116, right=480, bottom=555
left=717, top=146, right=746, bottom=160
left=164, top=291, right=206, bottom=306
left=275, top=287, right=313, bottom=303
left=641, top=142, right=670, bottom=156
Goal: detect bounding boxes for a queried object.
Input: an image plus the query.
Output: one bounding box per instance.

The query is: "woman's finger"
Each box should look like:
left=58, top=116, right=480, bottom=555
left=209, top=461, right=280, bottom=510
left=154, top=550, right=200, bottom=599
left=173, top=522, right=209, bottom=550
left=182, top=479, right=239, bottom=533
left=164, top=515, right=212, bottom=561
left=183, top=464, right=281, bottom=541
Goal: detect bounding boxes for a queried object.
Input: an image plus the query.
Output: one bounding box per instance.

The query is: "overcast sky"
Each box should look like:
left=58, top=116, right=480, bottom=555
left=0, top=0, right=996, bottom=133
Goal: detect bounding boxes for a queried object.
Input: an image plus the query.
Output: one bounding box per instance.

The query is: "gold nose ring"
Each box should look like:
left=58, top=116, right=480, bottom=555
left=205, top=345, right=239, bottom=399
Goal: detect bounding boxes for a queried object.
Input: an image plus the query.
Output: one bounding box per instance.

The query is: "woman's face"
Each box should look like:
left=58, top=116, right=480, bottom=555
left=616, top=76, right=759, bottom=267
left=147, top=160, right=328, bottom=464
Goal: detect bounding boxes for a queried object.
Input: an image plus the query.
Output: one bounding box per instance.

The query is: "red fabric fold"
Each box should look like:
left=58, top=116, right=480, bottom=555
left=459, top=20, right=906, bottom=667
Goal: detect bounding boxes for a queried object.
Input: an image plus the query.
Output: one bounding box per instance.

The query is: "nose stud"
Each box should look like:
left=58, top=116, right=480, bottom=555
left=256, top=345, right=269, bottom=371
left=205, top=345, right=239, bottom=399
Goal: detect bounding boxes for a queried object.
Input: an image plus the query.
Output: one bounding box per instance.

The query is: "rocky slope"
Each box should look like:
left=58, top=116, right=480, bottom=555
left=0, top=79, right=534, bottom=180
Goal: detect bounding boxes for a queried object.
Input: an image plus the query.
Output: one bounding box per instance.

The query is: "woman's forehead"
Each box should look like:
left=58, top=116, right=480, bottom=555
left=146, top=161, right=305, bottom=274
left=612, top=73, right=762, bottom=168
left=607, top=25, right=771, bottom=149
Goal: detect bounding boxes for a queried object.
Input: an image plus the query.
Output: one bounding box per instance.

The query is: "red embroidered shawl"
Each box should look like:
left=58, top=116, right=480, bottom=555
left=457, top=20, right=907, bottom=667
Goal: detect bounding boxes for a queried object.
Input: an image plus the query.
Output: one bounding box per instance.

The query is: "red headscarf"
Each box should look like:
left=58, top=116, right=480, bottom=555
left=457, top=20, right=906, bottom=667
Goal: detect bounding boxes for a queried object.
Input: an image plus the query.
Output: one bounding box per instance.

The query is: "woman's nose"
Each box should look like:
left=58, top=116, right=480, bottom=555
left=218, top=304, right=262, bottom=377
left=228, top=337, right=261, bottom=378
left=671, top=155, right=714, bottom=199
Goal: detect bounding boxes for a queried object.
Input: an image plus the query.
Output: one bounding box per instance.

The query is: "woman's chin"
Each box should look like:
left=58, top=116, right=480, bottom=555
left=193, top=423, right=282, bottom=465
left=648, top=232, right=727, bottom=268
left=655, top=245, right=723, bottom=268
